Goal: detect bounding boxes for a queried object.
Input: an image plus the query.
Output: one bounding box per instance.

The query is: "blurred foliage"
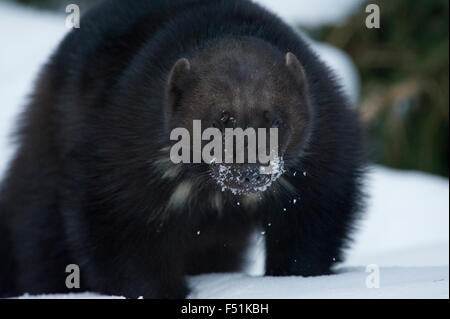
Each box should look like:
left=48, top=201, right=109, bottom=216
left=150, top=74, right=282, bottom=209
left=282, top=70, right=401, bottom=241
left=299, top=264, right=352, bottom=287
left=11, top=0, right=450, bottom=176
left=305, top=0, right=449, bottom=177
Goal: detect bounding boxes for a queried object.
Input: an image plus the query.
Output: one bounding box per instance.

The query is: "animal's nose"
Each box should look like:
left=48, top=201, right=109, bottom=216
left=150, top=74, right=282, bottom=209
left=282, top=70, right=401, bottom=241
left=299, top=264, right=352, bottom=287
left=236, top=165, right=269, bottom=187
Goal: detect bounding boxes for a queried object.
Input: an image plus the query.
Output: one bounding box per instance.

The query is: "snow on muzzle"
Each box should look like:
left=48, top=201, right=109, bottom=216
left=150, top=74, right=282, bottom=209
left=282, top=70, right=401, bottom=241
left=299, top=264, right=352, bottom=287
left=210, top=157, right=285, bottom=195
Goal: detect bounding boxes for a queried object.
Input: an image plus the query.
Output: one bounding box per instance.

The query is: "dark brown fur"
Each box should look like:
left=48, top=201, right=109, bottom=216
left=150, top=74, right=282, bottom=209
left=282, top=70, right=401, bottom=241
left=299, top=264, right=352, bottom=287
left=0, top=0, right=364, bottom=298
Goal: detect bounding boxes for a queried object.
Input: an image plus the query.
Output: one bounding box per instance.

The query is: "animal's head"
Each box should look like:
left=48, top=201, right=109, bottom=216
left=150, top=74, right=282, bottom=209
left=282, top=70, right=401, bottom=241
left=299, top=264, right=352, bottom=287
left=165, top=39, right=313, bottom=195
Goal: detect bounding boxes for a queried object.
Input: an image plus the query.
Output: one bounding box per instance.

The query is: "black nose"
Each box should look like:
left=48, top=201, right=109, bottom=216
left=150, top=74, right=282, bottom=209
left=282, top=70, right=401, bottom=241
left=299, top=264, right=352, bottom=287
left=236, top=165, right=269, bottom=187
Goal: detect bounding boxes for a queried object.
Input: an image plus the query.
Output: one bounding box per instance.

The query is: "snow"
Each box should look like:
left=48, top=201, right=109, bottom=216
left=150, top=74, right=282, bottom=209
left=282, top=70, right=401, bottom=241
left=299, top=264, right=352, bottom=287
left=214, top=156, right=285, bottom=195
left=0, top=2, right=448, bottom=299
left=188, top=267, right=449, bottom=299
left=345, top=167, right=449, bottom=267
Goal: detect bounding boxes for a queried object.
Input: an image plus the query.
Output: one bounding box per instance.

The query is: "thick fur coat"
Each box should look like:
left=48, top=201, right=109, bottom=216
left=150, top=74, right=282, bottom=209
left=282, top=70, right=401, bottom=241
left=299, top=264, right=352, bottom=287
left=0, top=0, right=364, bottom=298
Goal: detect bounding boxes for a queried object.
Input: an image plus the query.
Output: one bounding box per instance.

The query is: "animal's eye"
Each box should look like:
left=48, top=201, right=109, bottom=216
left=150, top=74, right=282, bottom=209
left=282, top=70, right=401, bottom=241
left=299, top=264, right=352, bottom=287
left=272, top=119, right=283, bottom=128
left=220, top=112, right=236, bottom=126
left=221, top=112, right=229, bottom=123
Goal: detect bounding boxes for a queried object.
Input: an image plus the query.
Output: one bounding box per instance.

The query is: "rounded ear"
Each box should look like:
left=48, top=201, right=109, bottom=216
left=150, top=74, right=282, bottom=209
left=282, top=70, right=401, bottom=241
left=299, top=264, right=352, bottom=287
left=167, top=58, right=191, bottom=113
left=168, top=58, right=191, bottom=91
left=285, top=52, right=308, bottom=92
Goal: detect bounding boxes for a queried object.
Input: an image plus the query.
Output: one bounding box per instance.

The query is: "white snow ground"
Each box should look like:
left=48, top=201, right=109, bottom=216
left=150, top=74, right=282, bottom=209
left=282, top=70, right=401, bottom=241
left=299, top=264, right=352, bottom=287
left=0, top=1, right=448, bottom=299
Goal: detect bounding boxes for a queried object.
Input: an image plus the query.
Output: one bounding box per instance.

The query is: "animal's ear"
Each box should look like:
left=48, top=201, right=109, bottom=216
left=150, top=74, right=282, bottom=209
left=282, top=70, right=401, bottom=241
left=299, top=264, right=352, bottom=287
left=167, top=58, right=191, bottom=114
left=285, top=52, right=308, bottom=92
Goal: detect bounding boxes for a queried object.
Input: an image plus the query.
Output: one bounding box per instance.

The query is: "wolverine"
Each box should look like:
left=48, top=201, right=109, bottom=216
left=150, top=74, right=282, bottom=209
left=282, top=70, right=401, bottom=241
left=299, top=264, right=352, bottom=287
left=0, top=0, right=364, bottom=298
